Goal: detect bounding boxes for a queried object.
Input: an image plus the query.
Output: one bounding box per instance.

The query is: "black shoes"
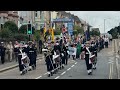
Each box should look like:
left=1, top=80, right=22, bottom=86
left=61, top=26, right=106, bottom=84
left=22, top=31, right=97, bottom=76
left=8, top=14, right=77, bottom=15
left=88, top=72, right=92, bottom=75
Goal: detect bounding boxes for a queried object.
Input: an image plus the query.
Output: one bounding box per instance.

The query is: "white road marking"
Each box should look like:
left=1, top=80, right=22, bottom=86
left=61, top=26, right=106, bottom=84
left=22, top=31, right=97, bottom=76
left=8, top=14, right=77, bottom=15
left=44, top=73, right=47, bottom=75
left=108, top=62, right=114, bottom=64
left=61, top=71, right=66, bottom=75
left=75, top=62, right=77, bottom=64
left=71, top=65, right=75, bottom=67
left=0, top=68, right=18, bottom=74
left=55, top=76, right=60, bottom=79
left=35, top=76, right=42, bottom=79
left=67, top=68, right=71, bottom=71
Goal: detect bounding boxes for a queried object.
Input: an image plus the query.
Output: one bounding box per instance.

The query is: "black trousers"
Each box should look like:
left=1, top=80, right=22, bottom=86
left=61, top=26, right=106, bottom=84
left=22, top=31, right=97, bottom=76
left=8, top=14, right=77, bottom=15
left=61, top=56, right=65, bottom=65
left=76, top=54, right=80, bottom=59
left=46, top=55, right=54, bottom=72
left=33, top=56, right=37, bottom=67
left=85, top=57, right=92, bottom=70
left=65, top=56, right=68, bottom=65
left=1, top=54, right=5, bottom=64
left=14, top=52, right=18, bottom=61
left=39, top=46, right=42, bottom=54
left=105, top=42, right=108, bottom=48
left=46, top=63, right=53, bottom=72
left=18, top=55, right=24, bottom=71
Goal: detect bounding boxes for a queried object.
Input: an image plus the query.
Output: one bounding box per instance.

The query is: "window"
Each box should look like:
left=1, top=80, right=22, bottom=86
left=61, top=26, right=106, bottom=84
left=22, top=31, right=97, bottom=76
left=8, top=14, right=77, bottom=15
left=35, top=11, right=37, bottom=17
left=40, top=11, right=42, bottom=19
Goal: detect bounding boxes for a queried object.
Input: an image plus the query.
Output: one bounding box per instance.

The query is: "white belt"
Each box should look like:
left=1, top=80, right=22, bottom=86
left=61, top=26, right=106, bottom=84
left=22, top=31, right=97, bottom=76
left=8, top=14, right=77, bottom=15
left=18, top=54, right=22, bottom=55
left=29, top=51, right=34, bottom=52
left=85, top=53, right=89, bottom=54
left=94, top=51, right=97, bottom=52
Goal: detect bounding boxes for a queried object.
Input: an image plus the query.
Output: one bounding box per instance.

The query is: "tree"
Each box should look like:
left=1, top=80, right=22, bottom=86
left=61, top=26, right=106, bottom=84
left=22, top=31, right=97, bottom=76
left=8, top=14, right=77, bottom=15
left=4, top=21, right=18, bottom=33
left=0, top=28, right=13, bottom=39
left=90, top=30, right=100, bottom=36
left=33, top=30, right=40, bottom=41
left=14, top=33, right=29, bottom=41
left=19, top=25, right=27, bottom=34
left=74, top=25, right=84, bottom=34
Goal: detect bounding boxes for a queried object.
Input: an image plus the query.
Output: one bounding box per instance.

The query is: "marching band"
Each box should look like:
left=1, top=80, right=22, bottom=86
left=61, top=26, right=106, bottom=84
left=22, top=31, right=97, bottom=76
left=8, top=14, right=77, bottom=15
left=0, top=34, right=109, bottom=76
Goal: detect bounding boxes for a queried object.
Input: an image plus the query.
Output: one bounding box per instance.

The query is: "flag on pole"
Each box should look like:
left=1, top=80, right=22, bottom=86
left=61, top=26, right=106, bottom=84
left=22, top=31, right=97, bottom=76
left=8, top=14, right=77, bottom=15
left=44, top=27, right=46, bottom=37
left=51, top=28, right=54, bottom=42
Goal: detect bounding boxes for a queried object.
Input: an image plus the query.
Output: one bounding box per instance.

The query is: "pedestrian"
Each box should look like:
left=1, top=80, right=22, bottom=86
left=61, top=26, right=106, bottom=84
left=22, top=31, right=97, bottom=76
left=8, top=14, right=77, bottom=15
left=72, top=44, right=77, bottom=60
left=39, top=39, right=43, bottom=54
left=14, top=41, right=19, bottom=62
left=82, top=41, right=93, bottom=75
left=104, top=35, right=109, bottom=48
left=0, top=42, right=6, bottom=64
left=7, top=41, right=13, bottom=62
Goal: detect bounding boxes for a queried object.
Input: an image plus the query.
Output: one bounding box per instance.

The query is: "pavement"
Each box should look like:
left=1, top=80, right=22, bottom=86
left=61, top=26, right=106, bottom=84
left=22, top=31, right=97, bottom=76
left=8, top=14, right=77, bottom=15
left=0, top=54, right=43, bottom=73
left=0, top=41, right=117, bottom=79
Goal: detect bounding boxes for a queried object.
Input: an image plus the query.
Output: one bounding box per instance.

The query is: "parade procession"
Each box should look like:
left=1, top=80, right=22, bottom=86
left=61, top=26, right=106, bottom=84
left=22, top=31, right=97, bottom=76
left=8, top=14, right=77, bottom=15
left=0, top=23, right=110, bottom=77
left=0, top=11, right=116, bottom=79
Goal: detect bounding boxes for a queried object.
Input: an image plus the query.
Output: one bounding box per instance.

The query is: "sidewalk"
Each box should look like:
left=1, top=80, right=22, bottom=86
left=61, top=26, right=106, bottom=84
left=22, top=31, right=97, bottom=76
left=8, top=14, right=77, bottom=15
left=0, top=54, right=44, bottom=72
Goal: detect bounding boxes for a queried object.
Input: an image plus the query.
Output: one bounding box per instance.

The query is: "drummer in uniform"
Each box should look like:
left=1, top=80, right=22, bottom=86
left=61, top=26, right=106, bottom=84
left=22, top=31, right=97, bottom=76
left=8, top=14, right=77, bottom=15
left=82, top=41, right=93, bottom=75
left=27, top=41, right=36, bottom=70
left=91, top=40, right=97, bottom=70
left=45, top=47, right=54, bottom=77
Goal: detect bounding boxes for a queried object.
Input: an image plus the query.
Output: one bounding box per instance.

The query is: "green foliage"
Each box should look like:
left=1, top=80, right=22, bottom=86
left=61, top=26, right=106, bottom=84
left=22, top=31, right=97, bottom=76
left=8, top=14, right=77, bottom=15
left=14, top=33, right=29, bottom=41
left=90, top=30, right=100, bottom=36
left=74, top=25, right=84, bottom=34
left=4, top=21, right=18, bottom=33
left=19, top=25, right=27, bottom=34
left=108, top=26, right=119, bottom=39
left=54, top=30, right=61, bottom=35
left=33, top=30, right=40, bottom=41
left=0, top=28, right=13, bottom=39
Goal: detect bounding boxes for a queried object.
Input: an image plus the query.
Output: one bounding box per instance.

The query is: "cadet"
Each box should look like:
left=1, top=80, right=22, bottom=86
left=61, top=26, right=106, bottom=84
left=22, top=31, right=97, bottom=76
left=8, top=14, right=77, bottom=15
left=82, top=41, right=93, bottom=75
left=45, top=48, right=54, bottom=77
left=91, top=41, right=97, bottom=70
left=0, top=42, right=6, bottom=64
left=27, top=41, right=36, bottom=70
left=32, top=43, right=37, bottom=69
left=17, top=46, right=26, bottom=75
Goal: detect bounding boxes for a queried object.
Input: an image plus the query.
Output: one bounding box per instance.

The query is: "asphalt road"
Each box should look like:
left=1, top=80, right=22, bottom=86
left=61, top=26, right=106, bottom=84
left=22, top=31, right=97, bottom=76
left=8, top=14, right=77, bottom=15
left=39, top=41, right=117, bottom=79
left=0, top=41, right=117, bottom=79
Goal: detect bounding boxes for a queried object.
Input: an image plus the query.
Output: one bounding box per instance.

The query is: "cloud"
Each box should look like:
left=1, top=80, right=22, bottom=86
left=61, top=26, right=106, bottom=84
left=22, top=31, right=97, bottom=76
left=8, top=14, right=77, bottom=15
left=66, top=11, right=120, bottom=33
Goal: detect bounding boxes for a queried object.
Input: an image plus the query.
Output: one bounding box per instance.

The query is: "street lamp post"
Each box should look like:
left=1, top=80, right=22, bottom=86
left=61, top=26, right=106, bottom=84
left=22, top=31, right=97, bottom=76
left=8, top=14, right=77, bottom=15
left=104, top=19, right=105, bottom=33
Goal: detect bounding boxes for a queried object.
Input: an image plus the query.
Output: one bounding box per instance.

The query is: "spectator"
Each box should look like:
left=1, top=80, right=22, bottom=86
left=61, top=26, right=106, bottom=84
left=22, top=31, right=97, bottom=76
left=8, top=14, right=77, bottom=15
left=39, top=39, right=43, bottom=54
left=7, top=41, right=13, bottom=62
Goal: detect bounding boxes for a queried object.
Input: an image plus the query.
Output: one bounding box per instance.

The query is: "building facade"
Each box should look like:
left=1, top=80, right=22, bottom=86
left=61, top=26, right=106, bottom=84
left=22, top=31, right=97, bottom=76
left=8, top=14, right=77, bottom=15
left=0, top=11, right=19, bottom=29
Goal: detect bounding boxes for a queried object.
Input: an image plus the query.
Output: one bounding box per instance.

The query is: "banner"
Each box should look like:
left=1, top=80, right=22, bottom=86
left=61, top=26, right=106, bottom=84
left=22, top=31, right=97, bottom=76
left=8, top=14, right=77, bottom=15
left=51, top=28, right=54, bottom=42
left=68, top=46, right=74, bottom=55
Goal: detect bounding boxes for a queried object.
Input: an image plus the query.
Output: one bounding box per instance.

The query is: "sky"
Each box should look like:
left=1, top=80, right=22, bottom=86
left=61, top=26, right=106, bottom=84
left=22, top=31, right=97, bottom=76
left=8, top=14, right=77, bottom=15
left=66, top=11, right=120, bottom=33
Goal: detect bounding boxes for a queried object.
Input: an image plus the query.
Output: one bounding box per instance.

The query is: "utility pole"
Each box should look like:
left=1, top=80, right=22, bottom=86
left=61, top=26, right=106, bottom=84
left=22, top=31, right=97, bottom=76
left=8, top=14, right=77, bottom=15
left=104, top=19, right=105, bottom=33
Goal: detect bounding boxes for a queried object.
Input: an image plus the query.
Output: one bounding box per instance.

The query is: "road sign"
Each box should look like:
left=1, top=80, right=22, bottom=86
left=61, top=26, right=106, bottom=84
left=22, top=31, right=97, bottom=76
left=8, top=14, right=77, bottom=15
left=53, top=18, right=73, bottom=23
